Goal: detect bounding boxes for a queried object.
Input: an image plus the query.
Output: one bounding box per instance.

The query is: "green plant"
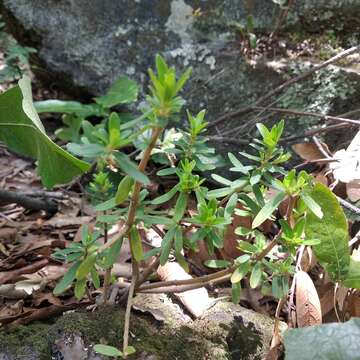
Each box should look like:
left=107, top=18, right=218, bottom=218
left=0, top=19, right=36, bottom=82
left=1, top=54, right=360, bottom=359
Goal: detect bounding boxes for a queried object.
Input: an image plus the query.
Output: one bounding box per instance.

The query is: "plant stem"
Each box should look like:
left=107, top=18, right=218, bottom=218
left=102, top=219, right=111, bottom=304
left=122, top=127, right=163, bottom=356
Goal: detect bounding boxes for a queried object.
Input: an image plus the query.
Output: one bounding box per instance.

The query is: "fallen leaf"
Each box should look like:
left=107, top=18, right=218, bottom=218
left=346, top=181, right=360, bottom=202
left=292, top=143, right=327, bottom=161
left=296, top=271, right=322, bottom=327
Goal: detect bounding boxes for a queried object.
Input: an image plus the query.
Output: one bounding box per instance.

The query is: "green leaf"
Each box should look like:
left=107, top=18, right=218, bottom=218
left=95, top=197, right=117, bottom=211
left=204, top=259, right=231, bottom=269
left=115, top=175, right=134, bottom=205
left=74, top=278, right=87, bottom=299
left=231, top=262, right=250, bottom=283
left=272, top=275, right=289, bottom=299
left=101, top=238, right=123, bottom=269
left=76, top=253, right=97, bottom=280
left=174, top=226, right=183, bottom=254
left=114, top=152, right=150, bottom=185
left=173, top=192, right=188, bottom=223
left=160, top=226, right=176, bottom=265
left=95, top=76, right=138, bottom=108
left=224, top=193, right=238, bottom=220
left=231, top=282, right=241, bottom=304
left=250, top=262, right=262, bottom=288
left=237, top=240, right=257, bottom=254
left=94, top=344, right=123, bottom=357
left=151, top=185, right=179, bottom=205
left=124, top=346, right=136, bottom=356
left=252, top=191, right=286, bottom=228
left=300, top=193, right=323, bottom=219
left=343, top=258, right=360, bottom=289
left=284, top=318, right=360, bottom=360
left=130, top=226, right=143, bottom=262
left=0, top=76, right=90, bottom=188
left=53, top=261, right=81, bottom=295
left=90, top=267, right=100, bottom=289
left=305, top=183, right=350, bottom=281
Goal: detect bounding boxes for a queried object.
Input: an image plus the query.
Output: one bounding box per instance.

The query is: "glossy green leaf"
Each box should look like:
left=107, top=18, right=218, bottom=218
left=101, top=238, right=123, bottom=269
left=237, top=240, right=257, bottom=254
left=224, top=193, right=238, bottom=220
left=231, top=262, right=250, bottom=283
left=151, top=185, right=179, bottom=205
left=305, top=183, right=350, bottom=281
left=343, top=258, right=360, bottom=289
left=300, top=193, right=323, bottom=219
left=284, top=318, right=360, bottom=360
left=95, top=76, right=138, bottom=108
left=250, top=262, right=262, bottom=288
left=114, top=152, right=150, bottom=185
left=130, top=226, right=143, bottom=262
left=204, top=259, right=231, bottom=269
left=252, top=191, right=286, bottom=228
left=0, top=76, right=90, bottom=188
left=160, top=226, right=176, bottom=266
left=90, top=267, right=100, bottom=289
left=94, top=344, right=123, bottom=357
left=53, top=261, right=81, bottom=295
left=74, top=278, right=87, bottom=299
left=94, top=197, right=117, bottom=211
left=231, top=282, right=241, bottom=304
left=76, top=253, right=97, bottom=280
left=115, top=175, right=134, bottom=205
left=272, top=275, right=289, bottom=299
left=173, top=192, right=188, bottom=223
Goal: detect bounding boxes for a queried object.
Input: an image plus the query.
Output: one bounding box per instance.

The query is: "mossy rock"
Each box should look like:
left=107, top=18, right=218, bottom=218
left=0, top=297, right=279, bottom=360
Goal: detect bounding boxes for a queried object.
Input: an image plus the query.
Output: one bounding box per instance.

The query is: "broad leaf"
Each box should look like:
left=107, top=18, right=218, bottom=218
left=305, top=183, right=350, bottom=281
left=115, top=175, right=134, bottom=204
left=76, top=253, right=97, bottom=280
left=231, top=282, right=241, bottom=304
left=204, top=259, right=231, bottom=269
left=284, top=318, right=360, bottom=360
left=95, top=76, right=138, bottom=108
left=0, top=76, right=90, bottom=188
left=343, top=258, right=360, bottom=289
left=130, top=226, right=143, bottom=262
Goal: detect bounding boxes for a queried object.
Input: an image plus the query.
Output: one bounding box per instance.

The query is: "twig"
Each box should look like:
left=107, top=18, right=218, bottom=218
left=208, top=45, right=360, bottom=130
left=336, top=196, right=360, bottom=216
left=251, top=106, right=360, bottom=126
left=0, top=189, right=58, bottom=214
left=349, top=229, right=360, bottom=247
left=122, top=127, right=163, bottom=356
left=270, top=296, right=287, bottom=349
left=312, top=135, right=332, bottom=158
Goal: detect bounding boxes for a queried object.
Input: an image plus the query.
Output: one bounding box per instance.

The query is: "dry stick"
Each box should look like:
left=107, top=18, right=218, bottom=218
left=102, top=219, right=111, bottom=304
left=122, top=127, right=163, bottom=356
left=349, top=229, right=360, bottom=248
left=208, top=45, right=360, bottom=130
left=280, top=123, right=351, bottom=143
left=251, top=106, right=360, bottom=126
left=0, top=189, right=58, bottom=213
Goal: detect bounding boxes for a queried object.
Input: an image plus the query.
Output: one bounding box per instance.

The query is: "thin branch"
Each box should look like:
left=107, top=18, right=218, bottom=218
left=0, top=189, right=58, bottom=214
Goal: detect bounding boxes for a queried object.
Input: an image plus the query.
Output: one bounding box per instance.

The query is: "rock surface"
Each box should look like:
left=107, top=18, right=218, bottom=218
left=0, top=295, right=282, bottom=360
left=1, top=0, right=360, bottom=145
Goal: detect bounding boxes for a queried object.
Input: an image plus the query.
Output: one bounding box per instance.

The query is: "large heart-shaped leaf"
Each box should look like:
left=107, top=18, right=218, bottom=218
left=284, top=318, right=360, bottom=360
left=305, top=183, right=350, bottom=281
left=0, top=76, right=90, bottom=188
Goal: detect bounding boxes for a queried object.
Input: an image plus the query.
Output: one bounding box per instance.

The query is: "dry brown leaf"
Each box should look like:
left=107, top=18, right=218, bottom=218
left=292, top=143, right=327, bottom=161
left=157, top=262, right=211, bottom=318
left=319, top=283, right=335, bottom=317
left=296, top=271, right=322, bottom=327
left=346, top=181, right=360, bottom=202
left=300, top=247, right=317, bottom=273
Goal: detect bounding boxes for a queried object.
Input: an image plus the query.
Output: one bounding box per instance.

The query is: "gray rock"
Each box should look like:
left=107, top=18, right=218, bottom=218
left=1, top=0, right=359, bottom=148
left=0, top=299, right=283, bottom=360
